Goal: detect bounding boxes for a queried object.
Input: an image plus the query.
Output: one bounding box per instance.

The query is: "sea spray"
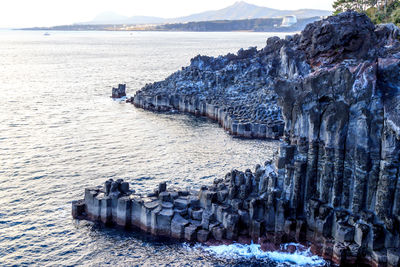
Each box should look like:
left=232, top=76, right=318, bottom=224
left=199, top=242, right=326, bottom=266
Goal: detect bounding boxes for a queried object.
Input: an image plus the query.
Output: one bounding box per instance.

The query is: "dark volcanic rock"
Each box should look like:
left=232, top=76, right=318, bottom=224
left=112, top=84, right=126, bottom=98
left=130, top=41, right=286, bottom=139
left=272, top=11, right=400, bottom=267
left=299, top=11, right=376, bottom=66
left=75, top=12, right=400, bottom=266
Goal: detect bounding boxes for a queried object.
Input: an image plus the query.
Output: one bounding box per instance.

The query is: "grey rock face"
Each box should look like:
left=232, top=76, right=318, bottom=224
left=272, top=11, right=400, bottom=266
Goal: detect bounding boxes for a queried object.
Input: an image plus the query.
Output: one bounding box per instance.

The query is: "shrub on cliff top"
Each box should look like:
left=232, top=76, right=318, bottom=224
left=333, top=0, right=400, bottom=26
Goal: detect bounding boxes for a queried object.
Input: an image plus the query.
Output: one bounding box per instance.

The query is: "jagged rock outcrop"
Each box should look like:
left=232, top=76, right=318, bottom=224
left=75, top=12, right=400, bottom=266
left=129, top=44, right=287, bottom=139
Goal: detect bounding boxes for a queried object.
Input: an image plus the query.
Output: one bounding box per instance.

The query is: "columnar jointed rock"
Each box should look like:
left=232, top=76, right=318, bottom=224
left=75, top=12, right=400, bottom=266
left=128, top=45, right=286, bottom=139
left=271, top=12, right=400, bottom=267
left=112, top=84, right=126, bottom=98
left=72, top=164, right=292, bottom=248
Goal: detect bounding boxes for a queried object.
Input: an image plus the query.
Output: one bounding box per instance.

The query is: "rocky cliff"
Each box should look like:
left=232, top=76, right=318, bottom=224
left=271, top=12, right=400, bottom=266
left=74, top=12, right=400, bottom=266
left=129, top=39, right=288, bottom=139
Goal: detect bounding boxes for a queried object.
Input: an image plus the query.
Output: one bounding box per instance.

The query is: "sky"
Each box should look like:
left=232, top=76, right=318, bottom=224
left=0, top=0, right=334, bottom=28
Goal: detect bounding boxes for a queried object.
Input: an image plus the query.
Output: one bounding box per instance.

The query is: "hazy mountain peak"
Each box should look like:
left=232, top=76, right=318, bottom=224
left=232, top=1, right=251, bottom=6
left=231, top=1, right=261, bottom=8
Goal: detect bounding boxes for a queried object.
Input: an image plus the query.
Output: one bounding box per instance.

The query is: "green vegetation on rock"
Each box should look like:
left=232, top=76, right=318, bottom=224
left=333, top=0, right=400, bottom=26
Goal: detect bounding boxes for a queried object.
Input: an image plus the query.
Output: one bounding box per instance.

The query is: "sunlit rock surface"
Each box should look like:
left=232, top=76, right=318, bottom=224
left=76, top=12, right=400, bottom=266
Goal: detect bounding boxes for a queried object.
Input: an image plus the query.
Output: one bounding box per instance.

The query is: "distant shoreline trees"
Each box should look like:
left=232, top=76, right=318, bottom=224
left=333, top=0, right=400, bottom=26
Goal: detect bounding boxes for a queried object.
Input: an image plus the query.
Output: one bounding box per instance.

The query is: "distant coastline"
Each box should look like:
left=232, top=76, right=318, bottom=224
left=19, top=17, right=321, bottom=32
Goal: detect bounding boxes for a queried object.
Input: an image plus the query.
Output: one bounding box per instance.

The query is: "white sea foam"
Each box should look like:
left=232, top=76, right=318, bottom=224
left=200, top=242, right=326, bottom=266
left=112, top=96, right=127, bottom=101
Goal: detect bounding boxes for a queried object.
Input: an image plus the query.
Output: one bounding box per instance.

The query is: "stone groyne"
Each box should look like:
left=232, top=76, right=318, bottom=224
left=75, top=12, right=400, bottom=266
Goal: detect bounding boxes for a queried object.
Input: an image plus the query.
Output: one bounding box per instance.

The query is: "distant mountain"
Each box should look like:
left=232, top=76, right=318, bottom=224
left=173, top=1, right=278, bottom=22
left=83, top=1, right=331, bottom=25
left=172, top=1, right=331, bottom=22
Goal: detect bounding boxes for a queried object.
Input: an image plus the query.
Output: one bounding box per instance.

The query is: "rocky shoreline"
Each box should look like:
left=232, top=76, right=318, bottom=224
left=75, top=12, right=400, bottom=266
left=127, top=42, right=288, bottom=139
left=130, top=93, right=284, bottom=139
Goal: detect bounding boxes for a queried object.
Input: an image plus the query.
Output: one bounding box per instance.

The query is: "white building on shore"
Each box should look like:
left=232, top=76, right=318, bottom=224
left=281, top=15, right=297, bottom=27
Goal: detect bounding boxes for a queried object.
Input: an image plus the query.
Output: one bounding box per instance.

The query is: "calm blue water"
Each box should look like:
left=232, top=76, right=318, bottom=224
left=0, top=30, right=324, bottom=266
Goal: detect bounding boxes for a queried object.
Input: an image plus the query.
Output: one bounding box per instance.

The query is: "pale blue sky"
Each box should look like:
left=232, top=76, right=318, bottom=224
left=0, top=0, right=334, bottom=28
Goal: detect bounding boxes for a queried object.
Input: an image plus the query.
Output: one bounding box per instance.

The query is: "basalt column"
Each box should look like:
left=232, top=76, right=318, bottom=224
left=275, top=35, right=400, bottom=266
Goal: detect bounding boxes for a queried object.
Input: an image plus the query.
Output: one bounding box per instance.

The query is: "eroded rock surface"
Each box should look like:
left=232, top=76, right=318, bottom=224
left=76, top=12, right=400, bottom=266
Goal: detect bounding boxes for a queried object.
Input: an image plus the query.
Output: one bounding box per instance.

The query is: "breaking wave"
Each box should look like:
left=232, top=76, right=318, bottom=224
left=200, top=242, right=326, bottom=266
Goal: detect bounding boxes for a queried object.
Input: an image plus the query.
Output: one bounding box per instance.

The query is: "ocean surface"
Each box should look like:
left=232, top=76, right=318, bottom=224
left=0, top=30, right=325, bottom=266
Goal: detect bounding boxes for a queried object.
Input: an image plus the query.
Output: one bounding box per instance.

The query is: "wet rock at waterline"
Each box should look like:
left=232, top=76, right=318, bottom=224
left=77, top=11, right=400, bottom=266
left=111, top=84, right=126, bottom=98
